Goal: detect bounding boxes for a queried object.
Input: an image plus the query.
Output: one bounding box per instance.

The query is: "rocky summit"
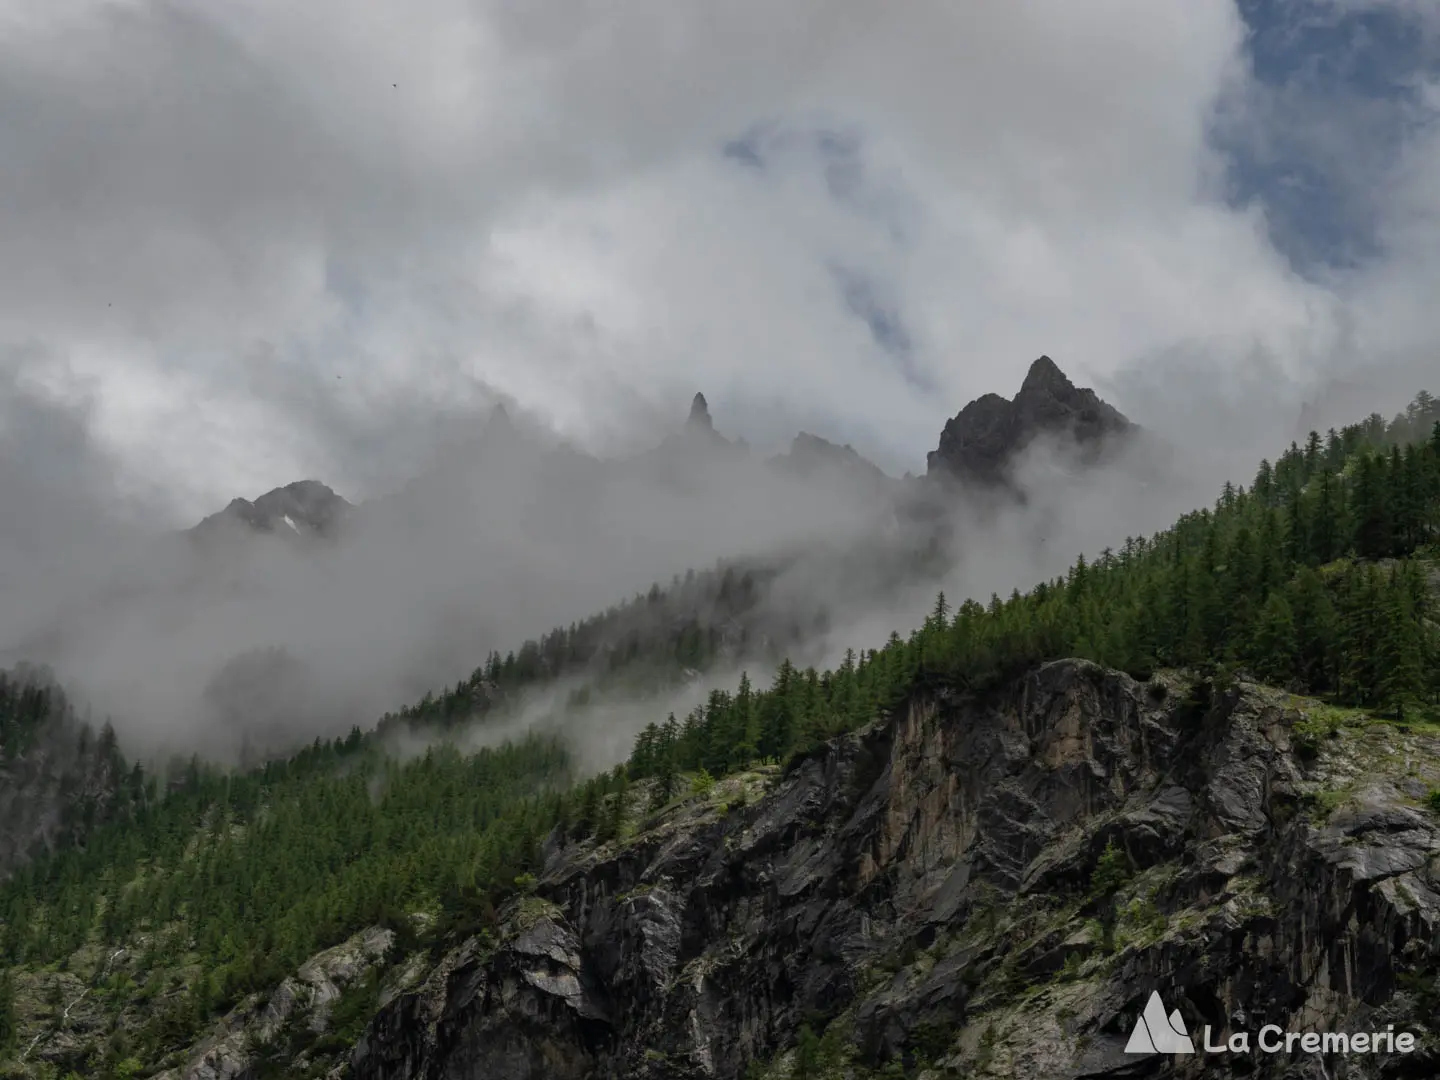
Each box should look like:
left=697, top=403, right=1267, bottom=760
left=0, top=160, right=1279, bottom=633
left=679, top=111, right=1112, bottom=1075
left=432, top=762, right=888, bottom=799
left=189, top=479, right=353, bottom=544
left=689, top=392, right=716, bottom=432
left=926, top=356, right=1134, bottom=488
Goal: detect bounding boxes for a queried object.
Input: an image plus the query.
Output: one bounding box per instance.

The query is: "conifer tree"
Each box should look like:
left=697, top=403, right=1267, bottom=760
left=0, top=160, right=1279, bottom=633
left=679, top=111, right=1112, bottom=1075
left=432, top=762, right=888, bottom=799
left=1249, top=592, right=1297, bottom=685
left=1288, top=567, right=1339, bottom=692
left=733, top=673, right=759, bottom=768
left=758, top=659, right=797, bottom=761
left=1377, top=571, right=1426, bottom=708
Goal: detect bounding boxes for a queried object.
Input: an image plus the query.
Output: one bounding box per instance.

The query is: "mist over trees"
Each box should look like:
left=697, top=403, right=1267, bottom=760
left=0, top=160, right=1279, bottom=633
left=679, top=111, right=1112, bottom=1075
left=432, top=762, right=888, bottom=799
left=0, top=392, right=1435, bottom=1077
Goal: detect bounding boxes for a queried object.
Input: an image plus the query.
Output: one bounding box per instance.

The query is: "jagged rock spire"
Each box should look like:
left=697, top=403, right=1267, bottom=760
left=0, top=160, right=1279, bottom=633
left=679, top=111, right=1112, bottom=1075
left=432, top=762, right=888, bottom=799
left=926, top=355, right=1132, bottom=485
left=1020, top=355, right=1073, bottom=396
left=687, top=392, right=713, bottom=430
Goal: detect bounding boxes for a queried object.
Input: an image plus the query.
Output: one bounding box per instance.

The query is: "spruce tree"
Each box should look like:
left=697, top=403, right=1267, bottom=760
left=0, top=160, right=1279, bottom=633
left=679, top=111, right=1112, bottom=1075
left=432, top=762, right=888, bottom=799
left=1377, top=572, right=1425, bottom=709
left=1249, top=593, right=1298, bottom=686
left=1353, top=454, right=1391, bottom=558
left=758, top=660, right=797, bottom=761
left=733, top=673, right=759, bottom=768
left=1311, top=467, right=1340, bottom=564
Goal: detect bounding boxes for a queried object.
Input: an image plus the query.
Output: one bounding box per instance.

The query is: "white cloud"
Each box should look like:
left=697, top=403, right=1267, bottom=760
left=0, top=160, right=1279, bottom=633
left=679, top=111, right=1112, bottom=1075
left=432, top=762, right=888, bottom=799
left=2, top=0, right=1440, bottom=758
left=0, top=0, right=1375, bottom=507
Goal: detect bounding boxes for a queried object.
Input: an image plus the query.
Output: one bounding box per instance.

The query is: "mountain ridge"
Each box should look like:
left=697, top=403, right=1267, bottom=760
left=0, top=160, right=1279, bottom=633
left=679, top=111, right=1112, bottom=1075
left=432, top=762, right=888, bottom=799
left=180, top=355, right=1129, bottom=542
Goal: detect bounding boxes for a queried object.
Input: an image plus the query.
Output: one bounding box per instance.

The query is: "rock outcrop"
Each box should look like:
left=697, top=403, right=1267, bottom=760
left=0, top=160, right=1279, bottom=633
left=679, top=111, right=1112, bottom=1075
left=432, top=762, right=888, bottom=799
left=926, top=356, right=1133, bottom=488
left=340, top=659, right=1440, bottom=1079
left=147, top=926, right=396, bottom=1080
left=676, top=391, right=744, bottom=454
left=189, top=480, right=353, bottom=545
left=688, top=393, right=715, bottom=432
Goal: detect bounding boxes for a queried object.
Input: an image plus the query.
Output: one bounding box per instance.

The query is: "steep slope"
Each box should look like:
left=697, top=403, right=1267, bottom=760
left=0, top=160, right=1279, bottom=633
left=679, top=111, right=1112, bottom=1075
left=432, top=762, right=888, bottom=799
left=83, top=660, right=1440, bottom=1080
left=0, top=668, right=134, bottom=881
left=336, top=660, right=1440, bottom=1080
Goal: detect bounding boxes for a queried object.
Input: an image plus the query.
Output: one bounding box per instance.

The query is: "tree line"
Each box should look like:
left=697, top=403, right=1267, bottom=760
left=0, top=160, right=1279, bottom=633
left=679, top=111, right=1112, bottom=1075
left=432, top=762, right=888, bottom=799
left=611, top=403, right=1440, bottom=809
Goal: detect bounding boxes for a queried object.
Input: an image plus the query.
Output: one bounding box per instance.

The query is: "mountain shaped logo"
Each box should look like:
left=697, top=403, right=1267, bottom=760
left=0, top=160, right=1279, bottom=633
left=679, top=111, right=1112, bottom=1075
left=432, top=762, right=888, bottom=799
left=1124, top=991, right=1196, bottom=1055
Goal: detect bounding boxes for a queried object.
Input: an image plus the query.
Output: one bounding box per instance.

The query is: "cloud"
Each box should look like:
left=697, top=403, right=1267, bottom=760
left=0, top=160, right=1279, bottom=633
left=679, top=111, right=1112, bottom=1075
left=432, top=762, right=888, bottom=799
left=0, top=0, right=1319, bottom=499
left=1, top=0, right=1439, bottom=763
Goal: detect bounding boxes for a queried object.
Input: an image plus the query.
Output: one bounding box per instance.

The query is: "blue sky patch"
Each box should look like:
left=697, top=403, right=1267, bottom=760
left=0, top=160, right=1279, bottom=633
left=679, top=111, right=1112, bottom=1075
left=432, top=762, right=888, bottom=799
left=1219, top=0, right=1440, bottom=275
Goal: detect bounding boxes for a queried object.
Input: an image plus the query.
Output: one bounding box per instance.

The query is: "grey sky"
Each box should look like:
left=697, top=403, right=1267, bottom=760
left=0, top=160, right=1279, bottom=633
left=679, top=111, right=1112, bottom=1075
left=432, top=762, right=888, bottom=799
left=1, top=0, right=1438, bottom=761
left=5, top=0, right=1434, bottom=516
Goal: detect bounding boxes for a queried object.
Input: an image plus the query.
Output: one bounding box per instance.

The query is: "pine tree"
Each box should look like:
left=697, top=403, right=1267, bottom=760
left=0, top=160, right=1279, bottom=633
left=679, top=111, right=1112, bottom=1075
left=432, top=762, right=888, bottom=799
left=1353, top=454, right=1392, bottom=558
left=1303, top=430, right=1322, bottom=478
left=1284, top=487, right=1308, bottom=568
left=1337, top=565, right=1385, bottom=704
left=1289, top=567, right=1339, bottom=692
left=733, top=673, right=759, bottom=768
left=576, top=782, right=600, bottom=841
left=1249, top=592, right=1297, bottom=685
left=1377, top=571, right=1426, bottom=709
left=601, top=769, right=629, bottom=843
left=652, top=750, right=678, bottom=810
left=930, top=590, right=950, bottom=629
left=1310, top=467, right=1341, bottom=564
left=758, top=659, right=797, bottom=761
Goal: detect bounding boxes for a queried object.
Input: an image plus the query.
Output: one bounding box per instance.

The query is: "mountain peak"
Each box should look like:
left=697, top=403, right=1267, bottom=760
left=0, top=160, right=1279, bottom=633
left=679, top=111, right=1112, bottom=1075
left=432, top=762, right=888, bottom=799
left=926, top=355, right=1132, bottom=486
left=191, top=480, right=353, bottom=543
left=687, top=392, right=713, bottom=430
left=1019, top=354, right=1073, bottom=396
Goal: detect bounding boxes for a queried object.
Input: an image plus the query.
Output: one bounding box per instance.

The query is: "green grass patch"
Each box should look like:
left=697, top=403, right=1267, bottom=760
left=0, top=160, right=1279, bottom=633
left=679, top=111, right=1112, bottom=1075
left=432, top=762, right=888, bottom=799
left=1291, top=701, right=1365, bottom=759
left=1300, top=787, right=1351, bottom=821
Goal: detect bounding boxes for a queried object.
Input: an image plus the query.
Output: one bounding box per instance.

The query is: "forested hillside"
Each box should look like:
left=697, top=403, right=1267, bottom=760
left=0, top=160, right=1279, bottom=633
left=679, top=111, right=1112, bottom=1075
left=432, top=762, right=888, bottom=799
left=612, top=400, right=1440, bottom=805
left=375, top=555, right=813, bottom=736
left=0, top=669, right=133, bottom=880
left=0, top=394, right=1437, bottom=1079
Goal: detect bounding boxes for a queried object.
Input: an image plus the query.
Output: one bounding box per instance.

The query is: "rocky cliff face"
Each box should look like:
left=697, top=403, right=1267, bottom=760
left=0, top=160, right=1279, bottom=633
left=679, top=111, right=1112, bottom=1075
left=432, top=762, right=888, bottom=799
left=330, top=659, right=1440, bottom=1079
left=927, top=357, right=1133, bottom=488
left=34, top=659, right=1439, bottom=1078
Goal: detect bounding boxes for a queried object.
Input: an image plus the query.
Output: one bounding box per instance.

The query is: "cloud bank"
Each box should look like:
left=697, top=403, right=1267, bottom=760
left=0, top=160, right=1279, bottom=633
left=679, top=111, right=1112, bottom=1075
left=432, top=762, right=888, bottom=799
left=0, top=0, right=1437, bottom=762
